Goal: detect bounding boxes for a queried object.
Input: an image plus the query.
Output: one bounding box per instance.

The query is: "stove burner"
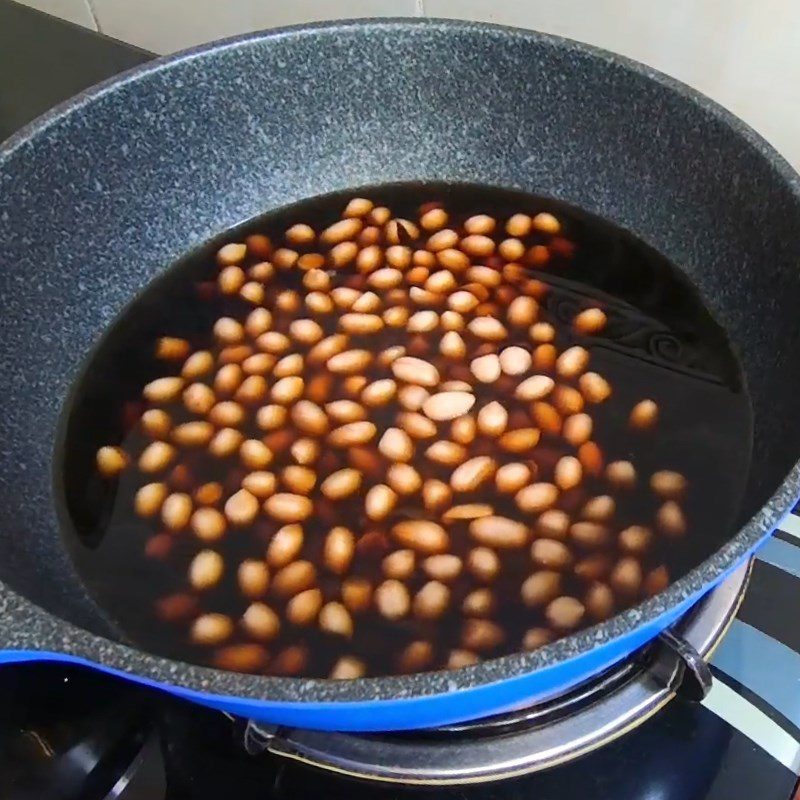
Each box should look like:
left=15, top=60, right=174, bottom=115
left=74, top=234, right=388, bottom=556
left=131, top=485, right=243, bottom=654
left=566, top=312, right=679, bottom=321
left=245, top=560, right=750, bottom=785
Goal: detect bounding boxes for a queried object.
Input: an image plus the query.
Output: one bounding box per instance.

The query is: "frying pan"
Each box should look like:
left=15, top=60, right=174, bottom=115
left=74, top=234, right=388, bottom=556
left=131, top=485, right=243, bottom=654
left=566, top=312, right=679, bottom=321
left=1, top=19, right=799, bottom=733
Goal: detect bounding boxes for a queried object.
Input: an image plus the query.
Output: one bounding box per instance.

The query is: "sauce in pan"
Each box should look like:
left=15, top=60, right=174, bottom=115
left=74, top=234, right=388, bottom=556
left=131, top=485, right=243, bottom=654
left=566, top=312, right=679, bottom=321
left=60, top=184, right=753, bottom=678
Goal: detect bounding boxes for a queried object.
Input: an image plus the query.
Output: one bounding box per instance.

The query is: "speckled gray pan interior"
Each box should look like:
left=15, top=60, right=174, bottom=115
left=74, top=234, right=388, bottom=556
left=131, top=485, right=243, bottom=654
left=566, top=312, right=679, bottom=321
left=1, top=18, right=800, bottom=709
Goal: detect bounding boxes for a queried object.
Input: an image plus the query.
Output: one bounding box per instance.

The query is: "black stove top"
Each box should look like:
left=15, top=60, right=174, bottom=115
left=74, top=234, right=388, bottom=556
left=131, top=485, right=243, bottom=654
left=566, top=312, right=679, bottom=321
left=1, top=3, right=800, bottom=797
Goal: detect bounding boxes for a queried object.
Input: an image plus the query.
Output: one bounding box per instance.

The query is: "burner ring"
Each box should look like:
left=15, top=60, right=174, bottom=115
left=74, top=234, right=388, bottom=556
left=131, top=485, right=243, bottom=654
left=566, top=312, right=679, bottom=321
left=247, top=559, right=750, bottom=785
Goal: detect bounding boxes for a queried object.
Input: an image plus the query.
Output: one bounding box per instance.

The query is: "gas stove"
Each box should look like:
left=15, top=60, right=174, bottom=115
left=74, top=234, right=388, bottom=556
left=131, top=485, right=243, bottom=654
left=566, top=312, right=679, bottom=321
left=2, top=3, right=800, bottom=798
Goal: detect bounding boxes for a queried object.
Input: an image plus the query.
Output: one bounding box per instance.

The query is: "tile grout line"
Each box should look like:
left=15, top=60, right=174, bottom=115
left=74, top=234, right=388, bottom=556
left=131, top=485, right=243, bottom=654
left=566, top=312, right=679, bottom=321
left=84, top=0, right=103, bottom=33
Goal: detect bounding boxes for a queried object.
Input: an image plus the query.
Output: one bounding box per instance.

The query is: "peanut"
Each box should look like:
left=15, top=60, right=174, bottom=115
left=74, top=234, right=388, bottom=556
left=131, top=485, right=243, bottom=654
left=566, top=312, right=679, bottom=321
left=383, top=549, right=416, bottom=580
left=546, top=596, right=585, bottom=631
left=516, top=483, right=559, bottom=513
left=477, top=401, right=508, bottom=436
left=96, top=446, right=128, bottom=477
left=422, top=478, right=452, bottom=511
left=650, top=470, right=688, bottom=499
left=450, top=456, right=496, bottom=492
left=287, top=588, right=324, bottom=626
left=461, top=619, right=504, bottom=652
left=224, top=489, right=259, bottom=526
left=365, top=484, right=398, bottom=522
left=264, top=493, right=313, bottom=522
left=392, top=356, right=440, bottom=387
left=238, top=560, right=270, bottom=598
left=414, top=581, right=450, bottom=620
left=423, top=391, right=476, bottom=421
left=469, top=515, right=528, bottom=548
left=241, top=602, right=280, bottom=642
left=321, top=468, right=362, bottom=500
left=656, top=501, right=687, bottom=537
left=521, top=571, right=561, bottom=607
left=191, top=614, right=233, bottom=645
left=515, top=374, right=554, bottom=401
left=375, top=579, right=411, bottom=620
left=531, top=538, right=572, bottom=570
left=392, top=520, right=449, bottom=554
left=319, top=602, right=354, bottom=637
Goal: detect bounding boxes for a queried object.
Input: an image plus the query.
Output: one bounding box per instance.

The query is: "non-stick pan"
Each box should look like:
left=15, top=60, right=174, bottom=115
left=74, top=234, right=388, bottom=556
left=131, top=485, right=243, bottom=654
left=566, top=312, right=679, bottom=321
left=1, top=19, right=799, bottom=732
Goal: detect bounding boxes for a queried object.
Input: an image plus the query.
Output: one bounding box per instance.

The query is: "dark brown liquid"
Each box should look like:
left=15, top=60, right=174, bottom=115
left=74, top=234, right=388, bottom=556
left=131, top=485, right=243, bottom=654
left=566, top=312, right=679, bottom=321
left=59, top=183, right=752, bottom=677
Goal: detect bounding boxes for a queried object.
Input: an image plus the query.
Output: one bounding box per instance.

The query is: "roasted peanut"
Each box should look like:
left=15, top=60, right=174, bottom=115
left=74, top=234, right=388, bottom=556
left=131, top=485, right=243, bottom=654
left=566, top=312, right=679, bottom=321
left=442, top=503, right=493, bottom=521
left=423, top=391, right=476, bottom=421
left=264, top=493, right=313, bottom=522
left=392, top=519, right=449, bottom=554
left=387, top=463, right=423, bottom=495
left=422, top=478, right=452, bottom=511
left=191, top=507, right=227, bottom=542
left=281, top=465, right=316, bottom=495
left=241, top=602, right=280, bottom=642
left=451, top=415, right=477, bottom=445
left=579, top=372, right=612, bottom=403
left=610, top=557, right=643, bottom=597
left=414, top=581, right=450, bottom=620
left=531, top=538, right=572, bottom=570
left=425, top=440, right=468, bottom=465
left=319, top=601, right=354, bottom=637
left=140, top=409, right=172, bottom=439
left=470, top=353, right=501, bottom=384
left=656, top=501, right=687, bottom=537
left=287, top=588, right=324, bottom=626
left=477, top=401, right=508, bottom=437
left=499, top=428, right=541, bottom=453
left=461, top=619, right=504, bottom=652
left=606, top=460, right=637, bottom=490
left=469, top=515, right=528, bottom=548
left=323, top=527, right=355, bottom=575
left=138, top=441, right=176, bottom=473
left=272, top=560, right=316, bottom=599
left=516, top=483, right=559, bottom=513
left=189, top=550, right=224, bottom=590
left=574, top=307, right=607, bottom=335
left=328, top=421, right=377, bottom=447
left=224, top=489, right=259, bottom=526
left=375, top=579, right=411, bottom=620
left=537, top=509, right=571, bottom=539
left=619, top=525, right=652, bottom=555
left=495, top=462, right=532, bottom=494
left=650, top=470, right=688, bottom=499
left=330, top=656, right=367, bottom=679
left=522, top=627, right=553, bottom=651
left=341, top=577, right=373, bottom=614
left=321, top=468, right=362, bottom=500
left=162, top=492, right=192, bottom=531
left=191, top=614, right=233, bottom=645
left=450, top=456, right=496, bottom=492
left=570, top=521, right=611, bottom=548
left=554, top=456, right=582, bottom=491
left=96, top=446, right=128, bottom=477
left=585, top=582, right=615, bottom=621
left=135, top=482, right=168, bottom=518
left=515, top=374, right=554, bottom=401
left=546, top=596, right=585, bottom=631
left=521, top=570, right=561, bottom=607
left=581, top=495, right=615, bottom=522
left=383, top=549, right=416, bottom=580
left=563, top=413, right=593, bottom=446
left=238, top=559, right=270, bottom=598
